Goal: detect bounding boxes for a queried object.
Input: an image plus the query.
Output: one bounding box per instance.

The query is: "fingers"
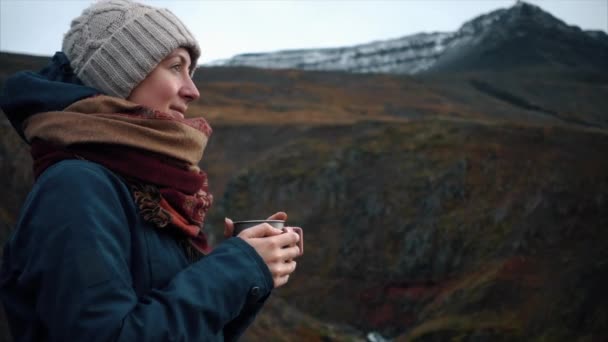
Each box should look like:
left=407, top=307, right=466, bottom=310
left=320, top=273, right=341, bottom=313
left=271, top=260, right=297, bottom=288
left=284, top=227, right=303, bottom=256
left=274, top=260, right=297, bottom=277
left=258, top=244, right=300, bottom=264
left=242, top=230, right=300, bottom=259
left=270, top=230, right=300, bottom=249
left=275, top=274, right=290, bottom=288
left=278, top=245, right=301, bottom=261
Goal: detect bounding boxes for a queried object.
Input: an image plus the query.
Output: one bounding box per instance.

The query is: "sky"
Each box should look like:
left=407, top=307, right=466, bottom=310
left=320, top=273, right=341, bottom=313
left=1, top=0, right=607, bottom=65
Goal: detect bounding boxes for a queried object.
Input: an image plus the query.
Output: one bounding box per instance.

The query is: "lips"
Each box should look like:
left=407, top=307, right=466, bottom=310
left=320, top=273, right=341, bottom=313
left=169, top=105, right=186, bottom=119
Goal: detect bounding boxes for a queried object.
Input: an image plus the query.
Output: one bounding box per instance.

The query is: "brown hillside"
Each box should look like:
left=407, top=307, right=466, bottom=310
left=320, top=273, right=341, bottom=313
left=193, top=66, right=608, bottom=129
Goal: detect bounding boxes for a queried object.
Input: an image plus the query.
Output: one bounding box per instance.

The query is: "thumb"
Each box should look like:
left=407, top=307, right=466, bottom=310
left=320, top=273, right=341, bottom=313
left=224, top=217, right=234, bottom=238
left=267, top=211, right=288, bottom=221
left=239, top=223, right=283, bottom=239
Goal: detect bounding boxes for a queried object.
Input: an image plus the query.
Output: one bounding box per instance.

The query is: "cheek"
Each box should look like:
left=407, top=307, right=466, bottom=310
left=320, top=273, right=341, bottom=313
left=147, top=78, right=179, bottom=103
left=129, top=78, right=174, bottom=110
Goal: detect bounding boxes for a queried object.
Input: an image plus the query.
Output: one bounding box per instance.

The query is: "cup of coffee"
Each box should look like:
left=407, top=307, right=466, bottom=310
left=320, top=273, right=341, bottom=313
left=232, top=219, right=304, bottom=256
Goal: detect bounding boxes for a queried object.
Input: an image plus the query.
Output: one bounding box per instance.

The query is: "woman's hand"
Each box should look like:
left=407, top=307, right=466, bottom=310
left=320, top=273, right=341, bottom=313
left=224, top=212, right=301, bottom=288
left=238, top=224, right=300, bottom=288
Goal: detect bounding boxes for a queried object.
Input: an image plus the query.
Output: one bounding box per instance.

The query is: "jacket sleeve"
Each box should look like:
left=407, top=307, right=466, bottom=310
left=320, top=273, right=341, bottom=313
left=8, top=161, right=273, bottom=341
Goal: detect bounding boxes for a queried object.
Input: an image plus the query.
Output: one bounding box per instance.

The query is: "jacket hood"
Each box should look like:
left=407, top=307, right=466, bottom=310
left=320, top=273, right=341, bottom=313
left=0, top=52, right=100, bottom=142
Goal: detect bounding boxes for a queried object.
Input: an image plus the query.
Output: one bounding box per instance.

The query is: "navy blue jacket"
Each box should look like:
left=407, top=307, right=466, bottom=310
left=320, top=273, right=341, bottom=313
left=0, top=160, right=273, bottom=341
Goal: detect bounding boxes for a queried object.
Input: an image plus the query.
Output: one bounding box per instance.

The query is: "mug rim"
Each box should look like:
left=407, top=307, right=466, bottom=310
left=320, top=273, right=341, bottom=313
left=232, top=219, right=285, bottom=224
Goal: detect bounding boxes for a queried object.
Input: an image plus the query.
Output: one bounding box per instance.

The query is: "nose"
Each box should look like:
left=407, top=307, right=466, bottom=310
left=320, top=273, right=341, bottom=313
left=180, top=76, right=200, bottom=103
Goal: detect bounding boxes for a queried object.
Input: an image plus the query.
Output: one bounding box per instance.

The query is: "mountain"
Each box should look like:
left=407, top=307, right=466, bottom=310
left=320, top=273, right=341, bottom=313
left=211, top=32, right=453, bottom=74
left=430, top=1, right=608, bottom=72
left=214, top=1, right=608, bottom=74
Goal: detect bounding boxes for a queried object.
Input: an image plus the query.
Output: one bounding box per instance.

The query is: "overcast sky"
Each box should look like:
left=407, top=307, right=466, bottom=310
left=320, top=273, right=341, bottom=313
left=1, top=0, right=607, bottom=65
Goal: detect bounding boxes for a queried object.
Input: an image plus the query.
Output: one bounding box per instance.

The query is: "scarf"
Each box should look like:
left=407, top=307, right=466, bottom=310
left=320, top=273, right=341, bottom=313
left=24, top=95, right=214, bottom=258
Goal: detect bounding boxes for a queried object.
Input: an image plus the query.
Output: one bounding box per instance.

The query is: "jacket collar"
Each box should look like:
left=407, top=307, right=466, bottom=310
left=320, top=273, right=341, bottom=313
left=0, top=51, right=100, bottom=141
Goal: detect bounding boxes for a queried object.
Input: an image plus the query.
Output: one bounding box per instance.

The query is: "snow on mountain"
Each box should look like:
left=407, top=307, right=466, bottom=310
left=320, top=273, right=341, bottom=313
left=213, top=32, right=453, bottom=74
left=208, top=1, right=608, bottom=74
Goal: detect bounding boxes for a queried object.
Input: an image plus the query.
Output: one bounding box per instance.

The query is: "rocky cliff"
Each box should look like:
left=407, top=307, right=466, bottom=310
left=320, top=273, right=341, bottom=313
left=216, top=119, right=608, bottom=340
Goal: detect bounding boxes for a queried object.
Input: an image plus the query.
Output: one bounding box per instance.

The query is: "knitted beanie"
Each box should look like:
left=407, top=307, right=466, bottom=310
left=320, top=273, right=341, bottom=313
left=62, top=0, right=201, bottom=98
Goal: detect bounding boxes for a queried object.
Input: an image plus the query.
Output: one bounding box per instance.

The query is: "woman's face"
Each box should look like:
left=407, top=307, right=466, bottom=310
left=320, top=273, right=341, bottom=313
left=128, top=48, right=200, bottom=119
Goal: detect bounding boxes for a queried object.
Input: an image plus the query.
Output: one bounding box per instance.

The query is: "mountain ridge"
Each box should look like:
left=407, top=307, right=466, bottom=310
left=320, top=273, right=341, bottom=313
left=214, top=1, right=608, bottom=74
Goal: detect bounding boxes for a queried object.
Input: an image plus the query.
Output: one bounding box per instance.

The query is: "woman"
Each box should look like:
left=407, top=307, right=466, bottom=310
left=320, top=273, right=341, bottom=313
left=0, top=0, right=302, bottom=341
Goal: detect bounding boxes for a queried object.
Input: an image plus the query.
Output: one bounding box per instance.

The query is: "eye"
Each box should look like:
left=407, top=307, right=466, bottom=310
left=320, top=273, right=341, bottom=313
left=171, top=63, right=183, bottom=72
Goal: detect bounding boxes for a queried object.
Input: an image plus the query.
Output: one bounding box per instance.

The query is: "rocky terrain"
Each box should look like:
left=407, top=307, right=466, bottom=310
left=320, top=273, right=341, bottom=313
left=1, top=1, right=608, bottom=341
left=219, top=119, right=608, bottom=341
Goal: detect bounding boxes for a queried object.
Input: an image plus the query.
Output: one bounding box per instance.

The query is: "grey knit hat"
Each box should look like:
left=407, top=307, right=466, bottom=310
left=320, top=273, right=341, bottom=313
left=62, top=0, right=201, bottom=98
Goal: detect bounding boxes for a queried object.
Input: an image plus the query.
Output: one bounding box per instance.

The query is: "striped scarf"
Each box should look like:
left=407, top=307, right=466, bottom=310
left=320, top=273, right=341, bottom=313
left=24, top=95, right=213, bottom=259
